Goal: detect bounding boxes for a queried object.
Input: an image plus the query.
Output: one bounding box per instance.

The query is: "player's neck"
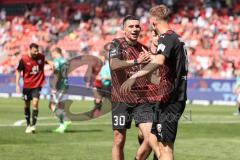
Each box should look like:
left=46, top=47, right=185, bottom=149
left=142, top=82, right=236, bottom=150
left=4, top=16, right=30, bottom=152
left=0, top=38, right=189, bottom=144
left=158, top=25, right=171, bottom=35
left=28, top=53, right=34, bottom=59
left=124, top=37, right=137, bottom=46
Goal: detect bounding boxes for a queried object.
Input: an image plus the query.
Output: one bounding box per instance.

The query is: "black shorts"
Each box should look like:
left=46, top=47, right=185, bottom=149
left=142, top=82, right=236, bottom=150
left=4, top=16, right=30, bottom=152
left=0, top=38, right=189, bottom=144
left=111, top=102, right=155, bottom=130
left=22, top=87, right=42, bottom=101
left=151, top=101, right=186, bottom=143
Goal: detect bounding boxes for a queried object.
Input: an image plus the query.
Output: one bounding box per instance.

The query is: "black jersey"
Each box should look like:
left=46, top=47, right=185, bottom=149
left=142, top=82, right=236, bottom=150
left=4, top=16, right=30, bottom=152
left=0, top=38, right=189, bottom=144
left=156, top=30, right=188, bottom=102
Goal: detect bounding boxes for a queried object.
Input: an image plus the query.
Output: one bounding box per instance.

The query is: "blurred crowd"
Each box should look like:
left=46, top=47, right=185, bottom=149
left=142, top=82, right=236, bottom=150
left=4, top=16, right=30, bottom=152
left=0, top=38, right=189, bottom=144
left=0, top=0, right=240, bottom=79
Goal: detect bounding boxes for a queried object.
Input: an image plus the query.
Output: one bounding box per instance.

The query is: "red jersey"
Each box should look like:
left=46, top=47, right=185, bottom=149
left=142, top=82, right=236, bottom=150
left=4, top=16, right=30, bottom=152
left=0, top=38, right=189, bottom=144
left=109, top=38, right=160, bottom=104
left=17, top=54, right=45, bottom=89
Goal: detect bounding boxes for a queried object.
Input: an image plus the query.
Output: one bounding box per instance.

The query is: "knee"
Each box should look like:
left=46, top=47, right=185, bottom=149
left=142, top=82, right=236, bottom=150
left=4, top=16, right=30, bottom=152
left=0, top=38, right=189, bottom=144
left=113, top=131, right=125, bottom=149
left=160, top=143, right=174, bottom=156
left=162, top=147, right=173, bottom=155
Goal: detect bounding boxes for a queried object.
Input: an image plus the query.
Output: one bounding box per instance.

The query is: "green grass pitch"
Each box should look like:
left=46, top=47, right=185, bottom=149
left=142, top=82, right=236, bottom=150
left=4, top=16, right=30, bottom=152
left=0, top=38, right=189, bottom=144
left=0, top=98, right=240, bottom=160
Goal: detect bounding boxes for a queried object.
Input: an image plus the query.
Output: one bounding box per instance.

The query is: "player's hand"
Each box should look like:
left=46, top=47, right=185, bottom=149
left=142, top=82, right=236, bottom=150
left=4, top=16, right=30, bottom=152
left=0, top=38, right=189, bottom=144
left=16, top=84, right=21, bottom=93
left=138, top=52, right=150, bottom=64
left=120, top=78, right=136, bottom=94
left=137, top=47, right=151, bottom=64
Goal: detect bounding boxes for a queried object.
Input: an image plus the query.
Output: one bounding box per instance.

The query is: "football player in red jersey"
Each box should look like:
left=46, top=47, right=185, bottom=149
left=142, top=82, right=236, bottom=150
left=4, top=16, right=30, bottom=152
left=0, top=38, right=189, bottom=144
left=110, top=15, right=159, bottom=160
left=16, top=43, right=46, bottom=133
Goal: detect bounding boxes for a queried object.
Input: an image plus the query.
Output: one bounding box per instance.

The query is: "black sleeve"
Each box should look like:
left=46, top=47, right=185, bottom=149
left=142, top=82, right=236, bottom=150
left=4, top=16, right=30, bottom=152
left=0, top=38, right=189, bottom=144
left=17, top=59, right=24, bottom=71
left=109, top=40, right=122, bottom=59
left=157, top=34, right=174, bottom=58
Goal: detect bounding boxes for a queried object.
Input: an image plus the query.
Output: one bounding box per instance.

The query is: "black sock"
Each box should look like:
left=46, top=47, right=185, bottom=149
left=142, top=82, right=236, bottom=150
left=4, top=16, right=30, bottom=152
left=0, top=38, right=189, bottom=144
left=238, top=107, right=240, bottom=113
left=24, top=107, right=31, bottom=126
left=32, top=109, right=38, bottom=126
left=138, top=135, right=144, bottom=145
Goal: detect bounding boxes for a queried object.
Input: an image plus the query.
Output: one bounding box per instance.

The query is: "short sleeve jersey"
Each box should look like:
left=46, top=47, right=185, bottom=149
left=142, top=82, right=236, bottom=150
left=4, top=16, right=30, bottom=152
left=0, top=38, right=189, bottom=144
left=156, top=30, right=188, bottom=102
left=54, top=57, right=69, bottom=91
left=109, top=38, right=159, bottom=103
left=17, top=54, right=45, bottom=89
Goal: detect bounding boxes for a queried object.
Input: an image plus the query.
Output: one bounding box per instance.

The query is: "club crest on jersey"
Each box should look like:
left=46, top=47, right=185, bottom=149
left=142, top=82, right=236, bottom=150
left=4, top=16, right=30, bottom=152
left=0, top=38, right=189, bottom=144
left=38, top=60, right=42, bottom=64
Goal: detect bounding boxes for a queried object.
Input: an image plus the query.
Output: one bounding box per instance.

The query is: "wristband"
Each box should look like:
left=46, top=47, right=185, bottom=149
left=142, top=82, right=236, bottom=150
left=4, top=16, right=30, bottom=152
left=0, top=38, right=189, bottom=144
left=134, top=59, right=138, bottom=65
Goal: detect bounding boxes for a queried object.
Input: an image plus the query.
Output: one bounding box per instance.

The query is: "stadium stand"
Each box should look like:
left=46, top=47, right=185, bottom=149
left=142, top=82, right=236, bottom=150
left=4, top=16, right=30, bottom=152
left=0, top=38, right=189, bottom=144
left=0, top=0, right=240, bottom=79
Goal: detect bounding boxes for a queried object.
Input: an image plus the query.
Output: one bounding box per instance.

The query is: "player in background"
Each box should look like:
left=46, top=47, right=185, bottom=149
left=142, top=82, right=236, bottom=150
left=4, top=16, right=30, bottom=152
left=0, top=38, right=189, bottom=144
left=120, top=5, right=188, bottom=160
left=91, top=53, right=111, bottom=117
left=233, top=69, right=240, bottom=116
left=16, top=43, right=46, bottom=133
left=99, top=53, right=111, bottom=99
left=49, top=47, right=71, bottom=133
left=84, top=57, right=103, bottom=116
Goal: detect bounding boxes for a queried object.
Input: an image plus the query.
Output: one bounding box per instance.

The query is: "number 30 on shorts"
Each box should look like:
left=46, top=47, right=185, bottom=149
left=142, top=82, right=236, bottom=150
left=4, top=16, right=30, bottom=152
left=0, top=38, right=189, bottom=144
left=113, top=115, right=126, bottom=126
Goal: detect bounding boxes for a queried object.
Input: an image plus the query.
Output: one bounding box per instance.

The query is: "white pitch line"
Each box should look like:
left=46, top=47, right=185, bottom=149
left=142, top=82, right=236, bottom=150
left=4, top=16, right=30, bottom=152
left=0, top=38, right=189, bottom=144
left=0, top=122, right=111, bottom=127
left=13, top=117, right=56, bottom=126
left=0, top=119, right=238, bottom=128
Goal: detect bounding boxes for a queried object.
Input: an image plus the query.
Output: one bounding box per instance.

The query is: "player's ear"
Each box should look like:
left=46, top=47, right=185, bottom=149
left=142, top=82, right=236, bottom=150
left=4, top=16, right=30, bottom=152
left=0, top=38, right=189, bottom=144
left=121, top=23, right=125, bottom=31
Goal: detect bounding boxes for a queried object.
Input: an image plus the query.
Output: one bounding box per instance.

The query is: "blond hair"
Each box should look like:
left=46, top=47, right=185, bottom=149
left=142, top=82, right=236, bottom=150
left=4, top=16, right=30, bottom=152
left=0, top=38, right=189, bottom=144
left=149, top=5, right=171, bottom=21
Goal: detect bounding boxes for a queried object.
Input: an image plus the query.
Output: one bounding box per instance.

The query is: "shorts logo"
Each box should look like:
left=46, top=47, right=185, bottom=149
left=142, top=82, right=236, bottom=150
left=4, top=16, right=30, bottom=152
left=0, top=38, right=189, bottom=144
left=157, top=43, right=166, bottom=52
left=156, top=124, right=162, bottom=133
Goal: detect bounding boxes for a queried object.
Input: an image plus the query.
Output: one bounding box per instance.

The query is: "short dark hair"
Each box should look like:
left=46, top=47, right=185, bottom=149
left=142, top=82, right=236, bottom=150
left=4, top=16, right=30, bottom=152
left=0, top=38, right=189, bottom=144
left=54, top=47, right=62, bottom=55
left=29, top=43, right=39, bottom=49
left=122, top=15, right=140, bottom=26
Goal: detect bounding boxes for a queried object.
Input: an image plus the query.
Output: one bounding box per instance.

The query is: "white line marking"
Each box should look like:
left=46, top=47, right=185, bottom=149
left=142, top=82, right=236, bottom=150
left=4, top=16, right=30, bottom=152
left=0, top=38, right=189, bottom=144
left=13, top=117, right=55, bottom=126
left=0, top=120, right=237, bottom=128
left=13, top=120, right=26, bottom=126
left=1, top=116, right=238, bottom=128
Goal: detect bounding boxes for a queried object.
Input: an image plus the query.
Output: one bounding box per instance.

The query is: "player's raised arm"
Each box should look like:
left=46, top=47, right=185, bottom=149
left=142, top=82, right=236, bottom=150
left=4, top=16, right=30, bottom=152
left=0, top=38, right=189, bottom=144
left=131, top=51, right=165, bottom=79
left=45, top=59, right=54, bottom=69
left=120, top=27, right=175, bottom=94
left=109, top=41, right=150, bottom=71
left=119, top=54, right=165, bottom=94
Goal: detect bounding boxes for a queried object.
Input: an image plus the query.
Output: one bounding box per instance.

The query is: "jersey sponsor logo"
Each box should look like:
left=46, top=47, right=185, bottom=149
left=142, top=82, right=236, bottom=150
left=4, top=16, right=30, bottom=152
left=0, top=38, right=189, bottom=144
left=30, top=65, right=39, bottom=75
left=157, top=43, right=166, bottom=52
left=27, top=62, right=31, bottom=65
left=38, top=60, right=42, bottom=64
